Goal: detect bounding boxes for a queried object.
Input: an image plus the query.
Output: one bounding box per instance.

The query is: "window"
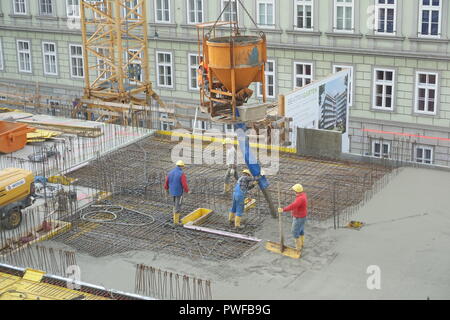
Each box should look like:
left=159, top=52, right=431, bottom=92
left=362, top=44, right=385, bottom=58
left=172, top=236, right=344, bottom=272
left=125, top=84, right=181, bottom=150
left=13, top=0, right=27, bottom=15
left=0, top=39, right=3, bottom=71
left=415, top=72, right=438, bottom=115
left=127, top=49, right=142, bottom=83
left=192, top=119, right=208, bottom=131
left=17, top=40, right=32, bottom=73
left=373, top=68, right=395, bottom=110
left=257, top=0, right=275, bottom=27
left=375, top=0, right=396, bottom=34
left=415, top=146, right=433, bottom=164
left=69, top=44, right=84, bottom=78
left=295, top=0, right=313, bottom=30
left=157, top=51, right=173, bottom=88
left=42, top=42, right=58, bottom=75
left=258, top=60, right=276, bottom=98
left=187, top=0, right=203, bottom=24
left=224, top=123, right=234, bottom=134
left=294, top=62, right=313, bottom=88
left=155, top=0, right=170, bottom=23
left=419, top=0, right=441, bottom=37
left=39, top=0, right=53, bottom=16
left=97, top=47, right=111, bottom=80
left=188, top=54, right=200, bottom=90
left=94, top=1, right=108, bottom=20
left=222, top=0, right=238, bottom=22
left=123, top=0, right=141, bottom=20
left=372, top=140, right=391, bottom=158
left=160, top=112, right=171, bottom=131
left=334, top=0, right=354, bottom=32
left=334, top=65, right=353, bottom=106
left=66, top=0, right=80, bottom=18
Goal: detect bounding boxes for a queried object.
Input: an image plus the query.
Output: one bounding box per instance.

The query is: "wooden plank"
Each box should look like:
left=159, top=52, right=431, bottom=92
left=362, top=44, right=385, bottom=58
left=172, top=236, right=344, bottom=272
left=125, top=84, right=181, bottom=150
left=183, top=223, right=262, bottom=242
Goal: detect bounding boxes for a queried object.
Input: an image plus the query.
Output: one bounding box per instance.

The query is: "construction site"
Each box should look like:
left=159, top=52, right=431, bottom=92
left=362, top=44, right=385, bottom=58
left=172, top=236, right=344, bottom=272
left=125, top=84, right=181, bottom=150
left=0, top=0, right=449, bottom=302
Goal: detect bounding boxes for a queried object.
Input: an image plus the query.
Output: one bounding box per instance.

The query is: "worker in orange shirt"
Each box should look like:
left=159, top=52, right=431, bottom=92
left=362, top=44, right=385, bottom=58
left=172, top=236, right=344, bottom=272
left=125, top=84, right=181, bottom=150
left=197, top=57, right=209, bottom=91
left=278, top=184, right=308, bottom=250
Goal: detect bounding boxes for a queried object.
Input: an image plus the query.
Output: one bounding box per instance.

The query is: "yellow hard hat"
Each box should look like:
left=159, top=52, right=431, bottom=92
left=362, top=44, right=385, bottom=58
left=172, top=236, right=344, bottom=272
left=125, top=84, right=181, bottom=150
left=292, top=184, right=304, bottom=193
left=242, top=169, right=251, bottom=175
left=176, top=160, right=185, bottom=167
left=223, top=138, right=233, bottom=145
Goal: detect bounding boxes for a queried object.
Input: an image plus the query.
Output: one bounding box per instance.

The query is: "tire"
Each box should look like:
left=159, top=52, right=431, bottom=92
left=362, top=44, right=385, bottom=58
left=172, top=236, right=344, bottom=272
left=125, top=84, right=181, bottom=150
left=1, top=209, right=23, bottom=230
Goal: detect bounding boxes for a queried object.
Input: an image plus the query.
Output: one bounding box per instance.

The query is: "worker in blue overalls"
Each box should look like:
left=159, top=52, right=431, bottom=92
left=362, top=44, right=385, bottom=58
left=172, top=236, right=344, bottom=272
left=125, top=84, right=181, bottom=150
left=229, top=169, right=260, bottom=228
left=164, top=160, right=190, bottom=225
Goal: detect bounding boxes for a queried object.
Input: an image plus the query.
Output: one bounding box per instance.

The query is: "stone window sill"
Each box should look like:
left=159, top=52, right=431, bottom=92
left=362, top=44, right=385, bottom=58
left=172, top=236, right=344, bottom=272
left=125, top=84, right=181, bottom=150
left=325, top=32, right=363, bottom=39
left=249, top=28, right=283, bottom=35
left=366, top=34, right=406, bottom=41
left=35, top=15, right=58, bottom=21
left=9, top=14, right=32, bottom=19
left=286, top=30, right=322, bottom=37
left=408, top=36, right=449, bottom=44
left=149, top=22, right=178, bottom=28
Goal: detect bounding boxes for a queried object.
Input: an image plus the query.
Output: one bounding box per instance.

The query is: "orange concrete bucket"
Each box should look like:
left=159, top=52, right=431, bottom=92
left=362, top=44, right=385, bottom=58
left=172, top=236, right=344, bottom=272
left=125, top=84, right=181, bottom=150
left=206, top=35, right=267, bottom=93
left=0, top=121, right=35, bottom=153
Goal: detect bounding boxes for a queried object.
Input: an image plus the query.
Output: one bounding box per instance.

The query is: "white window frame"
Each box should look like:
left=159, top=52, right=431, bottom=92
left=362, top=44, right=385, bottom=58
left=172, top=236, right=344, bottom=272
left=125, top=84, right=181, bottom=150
left=294, top=0, right=314, bottom=31
left=415, top=145, right=433, bottom=164
left=0, top=39, right=4, bottom=71
left=156, top=51, right=173, bottom=88
left=293, top=62, right=313, bottom=89
left=418, top=0, right=442, bottom=38
left=13, top=0, right=27, bottom=15
left=123, top=0, right=141, bottom=20
left=333, top=65, right=353, bottom=107
left=372, top=68, right=395, bottom=111
left=94, top=1, right=108, bottom=20
left=221, top=0, right=238, bottom=22
left=97, top=47, right=111, bottom=80
left=257, top=60, right=276, bottom=99
left=127, top=49, right=143, bottom=84
left=155, top=0, right=171, bottom=23
left=192, top=119, right=208, bottom=131
left=160, top=112, right=171, bottom=131
left=372, top=140, right=391, bottom=158
left=187, top=0, right=204, bottom=24
left=39, top=0, right=54, bottom=16
left=375, top=0, right=397, bottom=35
left=188, top=53, right=200, bottom=91
left=257, top=0, right=275, bottom=28
left=66, top=0, right=80, bottom=18
left=334, top=0, right=354, bottom=33
left=17, top=40, right=32, bottom=73
left=42, top=41, right=58, bottom=76
left=69, top=44, right=84, bottom=78
left=414, top=71, right=438, bottom=115
left=224, top=123, right=235, bottom=134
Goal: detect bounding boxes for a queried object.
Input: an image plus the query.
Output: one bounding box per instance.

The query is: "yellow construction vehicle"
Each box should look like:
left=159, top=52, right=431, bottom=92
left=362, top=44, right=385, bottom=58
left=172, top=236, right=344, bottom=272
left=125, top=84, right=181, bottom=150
left=0, top=168, right=35, bottom=230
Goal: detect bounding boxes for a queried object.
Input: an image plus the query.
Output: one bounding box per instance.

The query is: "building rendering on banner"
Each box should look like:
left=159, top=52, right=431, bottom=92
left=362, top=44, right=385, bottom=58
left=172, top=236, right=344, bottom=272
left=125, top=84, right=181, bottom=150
left=0, top=0, right=449, bottom=166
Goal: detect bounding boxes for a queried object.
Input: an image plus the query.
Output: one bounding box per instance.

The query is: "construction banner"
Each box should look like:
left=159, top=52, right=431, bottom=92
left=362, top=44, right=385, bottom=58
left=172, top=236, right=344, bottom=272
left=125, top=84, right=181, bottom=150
left=285, top=70, right=351, bottom=153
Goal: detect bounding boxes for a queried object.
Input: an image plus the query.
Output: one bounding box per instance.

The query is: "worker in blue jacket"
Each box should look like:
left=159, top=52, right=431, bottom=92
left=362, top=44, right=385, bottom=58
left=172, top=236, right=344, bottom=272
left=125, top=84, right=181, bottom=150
left=164, top=160, right=190, bottom=224
left=229, top=169, right=260, bottom=228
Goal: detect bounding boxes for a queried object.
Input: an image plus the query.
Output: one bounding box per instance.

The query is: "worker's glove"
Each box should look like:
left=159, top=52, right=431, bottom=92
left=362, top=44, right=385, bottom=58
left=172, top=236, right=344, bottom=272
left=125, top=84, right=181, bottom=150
left=277, top=208, right=284, bottom=214
left=188, top=190, right=192, bottom=194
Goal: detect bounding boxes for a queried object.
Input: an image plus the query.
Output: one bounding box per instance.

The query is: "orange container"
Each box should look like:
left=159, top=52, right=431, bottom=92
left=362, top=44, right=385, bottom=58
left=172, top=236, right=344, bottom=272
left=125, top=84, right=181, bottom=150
left=206, top=35, right=267, bottom=93
left=0, top=121, right=35, bottom=153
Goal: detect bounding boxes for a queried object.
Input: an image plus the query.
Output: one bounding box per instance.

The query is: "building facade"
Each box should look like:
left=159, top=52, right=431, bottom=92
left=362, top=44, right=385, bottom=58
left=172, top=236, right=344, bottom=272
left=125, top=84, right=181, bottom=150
left=0, top=0, right=450, bottom=166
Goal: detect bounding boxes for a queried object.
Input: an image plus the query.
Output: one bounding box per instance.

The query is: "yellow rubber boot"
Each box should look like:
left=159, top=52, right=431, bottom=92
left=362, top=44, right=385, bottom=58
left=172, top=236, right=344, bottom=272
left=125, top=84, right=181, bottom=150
left=228, top=212, right=235, bottom=223
left=234, top=216, right=241, bottom=229
left=300, top=235, right=305, bottom=248
left=173, top=212, right=180, bottom=225
left=224, top=183, right=231, bottom=193
left=295, top=238, right=302, bottom=250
